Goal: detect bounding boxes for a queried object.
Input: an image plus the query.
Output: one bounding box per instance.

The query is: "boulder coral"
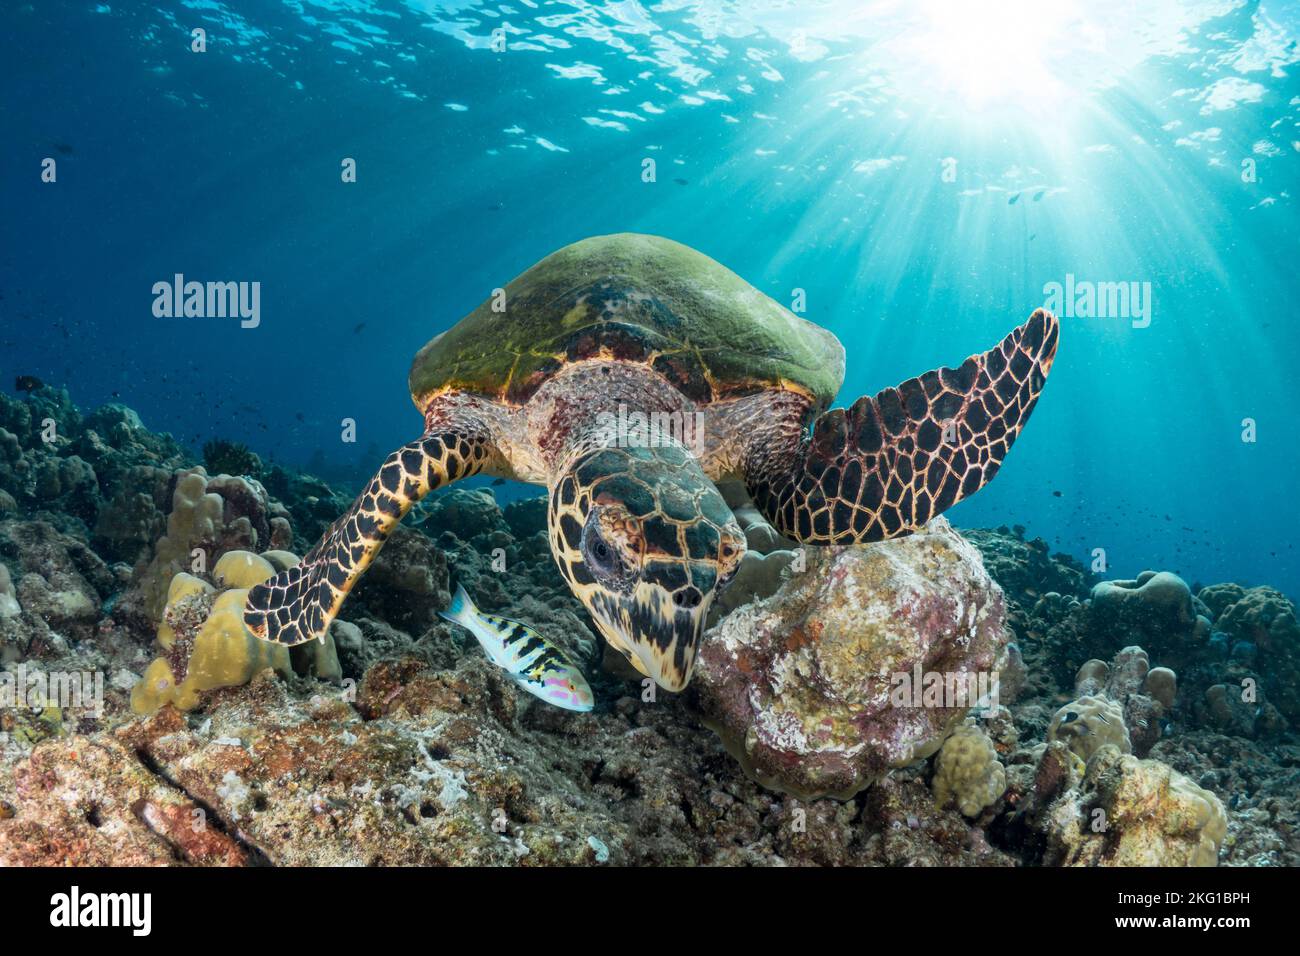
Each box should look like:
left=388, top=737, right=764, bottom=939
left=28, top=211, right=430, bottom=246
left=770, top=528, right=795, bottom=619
left=691, top=517, right=1008, bottom=799
left=131, top=573, right=292, bottom=714
left=1212, top=585, right=1300, bottom=720
left=1089, top=571, right=1198, bottom=663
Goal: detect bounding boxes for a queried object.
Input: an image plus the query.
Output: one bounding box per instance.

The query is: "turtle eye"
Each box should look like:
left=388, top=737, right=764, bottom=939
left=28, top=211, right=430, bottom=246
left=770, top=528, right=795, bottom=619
left=581, top=507, right=639, bottom=592
left=583, top=527, right=620, bottom=576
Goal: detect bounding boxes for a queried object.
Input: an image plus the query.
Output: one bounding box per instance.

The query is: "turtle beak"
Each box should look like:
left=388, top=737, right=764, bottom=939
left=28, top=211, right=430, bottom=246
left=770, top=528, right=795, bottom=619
left=590, top=580, right=711, bottom=692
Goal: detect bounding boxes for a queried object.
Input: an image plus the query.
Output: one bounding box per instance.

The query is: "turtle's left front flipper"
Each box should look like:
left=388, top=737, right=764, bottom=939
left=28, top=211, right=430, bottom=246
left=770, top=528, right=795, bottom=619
left=244, top=427, right=493, bottom=646
left=745, top=309, right=1059, bottom=544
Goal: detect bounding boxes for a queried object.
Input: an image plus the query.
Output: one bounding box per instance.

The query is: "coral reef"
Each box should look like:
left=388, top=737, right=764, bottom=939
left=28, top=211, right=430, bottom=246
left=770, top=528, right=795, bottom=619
left=1089, top=571, right=1202, bottom=665
left=127, top=468, right=292, bottom=624
left=1067, top=646, right=1176, bottom=756
left=131, top=579, right=290, bottom=715
left=0, top=386, right=1295, bottom=868
left=131, top=547, right=341, bottom=715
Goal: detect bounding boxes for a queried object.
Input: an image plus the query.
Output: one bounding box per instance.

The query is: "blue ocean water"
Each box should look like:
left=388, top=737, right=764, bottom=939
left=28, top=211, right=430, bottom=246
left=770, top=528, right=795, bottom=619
left=2, top=0, right=1297, bottom=596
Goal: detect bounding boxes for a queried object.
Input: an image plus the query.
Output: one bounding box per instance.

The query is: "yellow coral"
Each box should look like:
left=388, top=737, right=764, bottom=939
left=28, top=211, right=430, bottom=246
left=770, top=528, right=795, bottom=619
left=185, top=589, right=291, bottom=691
left=131, top=584, right=291, bottom=715
left=213, top=550, right=276, bottom=588
left=130, top=657, right=190, bottom=713
left=932, top=723, right=1006, bottom=818
left=261, top=550, right=301, bottom=572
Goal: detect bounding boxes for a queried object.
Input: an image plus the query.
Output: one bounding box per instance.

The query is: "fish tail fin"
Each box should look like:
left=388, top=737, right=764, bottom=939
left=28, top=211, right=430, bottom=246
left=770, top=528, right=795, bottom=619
left=438, top=583, right=476, bottom=627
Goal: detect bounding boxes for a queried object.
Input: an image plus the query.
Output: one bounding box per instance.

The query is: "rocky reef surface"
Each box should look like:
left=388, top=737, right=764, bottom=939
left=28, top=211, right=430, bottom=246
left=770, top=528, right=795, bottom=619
left=0, top=385, right=1295, bottom=866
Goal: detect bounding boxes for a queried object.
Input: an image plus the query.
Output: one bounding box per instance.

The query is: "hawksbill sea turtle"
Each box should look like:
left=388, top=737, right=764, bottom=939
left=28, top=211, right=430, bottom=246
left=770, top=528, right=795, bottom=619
left=244, top=233, right=1059, bottom=691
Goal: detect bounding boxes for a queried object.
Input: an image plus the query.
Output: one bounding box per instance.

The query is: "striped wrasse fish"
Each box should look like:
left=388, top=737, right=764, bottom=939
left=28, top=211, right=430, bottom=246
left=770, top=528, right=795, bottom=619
left=438, top=584, right=594, bottom=712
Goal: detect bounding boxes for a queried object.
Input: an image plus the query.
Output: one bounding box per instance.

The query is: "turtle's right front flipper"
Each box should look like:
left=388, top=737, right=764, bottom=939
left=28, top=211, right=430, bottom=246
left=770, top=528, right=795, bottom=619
left=244, top=428, right=493, bottom=646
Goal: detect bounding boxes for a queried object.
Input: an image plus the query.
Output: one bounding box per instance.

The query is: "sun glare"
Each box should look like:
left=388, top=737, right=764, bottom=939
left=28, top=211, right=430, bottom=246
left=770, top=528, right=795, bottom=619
left=903, top=0, right=1095, bottom=115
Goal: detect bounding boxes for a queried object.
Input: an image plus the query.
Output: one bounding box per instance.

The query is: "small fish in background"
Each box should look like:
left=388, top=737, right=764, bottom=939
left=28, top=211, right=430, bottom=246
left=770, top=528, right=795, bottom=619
left=353, top=322, right=366, bottom=334
left=673, top=177, right=689, bottom=185
left=1008, top=192, right=1020, bottom=205
left=14, top=375, right=43, bottom=393
left=490, top=477, right=506, bottom=486
left=438, top=584, right=594, bottom=712
left=1032, top=189, right=1045, bottom=201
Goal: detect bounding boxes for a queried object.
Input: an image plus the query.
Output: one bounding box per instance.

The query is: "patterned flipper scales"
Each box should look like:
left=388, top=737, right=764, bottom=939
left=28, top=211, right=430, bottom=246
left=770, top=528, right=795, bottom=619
left=245, top=430, right=490, bottom=646
left=746, top=309, right=1059, bottom=544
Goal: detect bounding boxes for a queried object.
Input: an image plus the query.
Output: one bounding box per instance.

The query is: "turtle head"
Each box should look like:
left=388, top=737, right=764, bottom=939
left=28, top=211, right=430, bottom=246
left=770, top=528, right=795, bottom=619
left=549, top=442, right=746, bottom=691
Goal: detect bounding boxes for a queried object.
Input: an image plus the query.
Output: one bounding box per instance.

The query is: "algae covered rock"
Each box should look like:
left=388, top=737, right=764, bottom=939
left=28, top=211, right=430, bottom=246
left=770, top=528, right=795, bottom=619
left=0, top=564, right=19, bottom=619
left=0, top=519, right=115, bottom=637
left=0, top=723, right=255, bottom=866
left=932, top=722, right=1006, bottom=818
left=423, top=487, right=508, bottom=542
left=351, top=525, right=450, bottom=635
left=692, top=517, right=1007, bottom=799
